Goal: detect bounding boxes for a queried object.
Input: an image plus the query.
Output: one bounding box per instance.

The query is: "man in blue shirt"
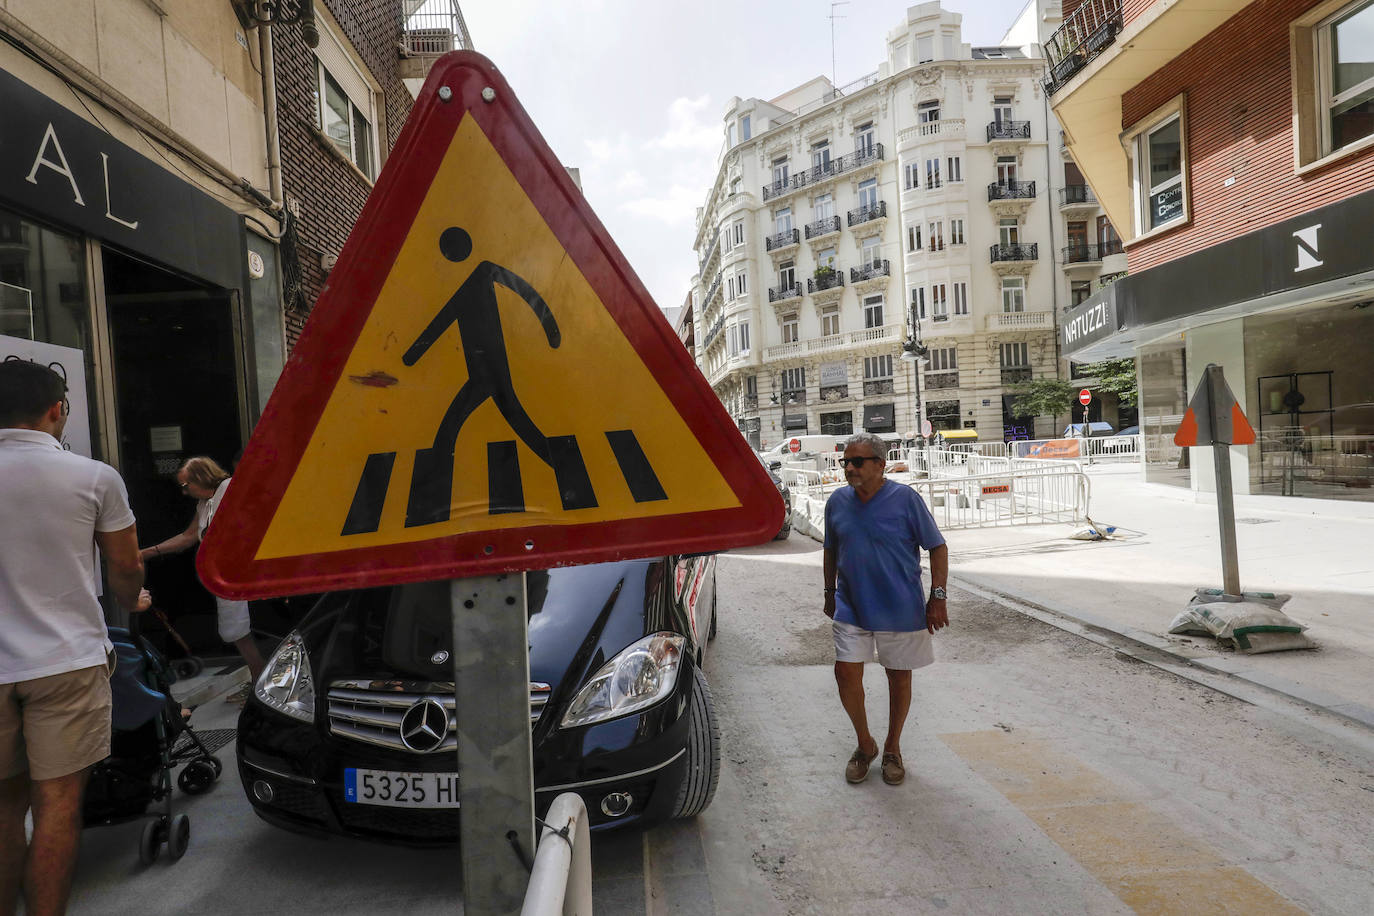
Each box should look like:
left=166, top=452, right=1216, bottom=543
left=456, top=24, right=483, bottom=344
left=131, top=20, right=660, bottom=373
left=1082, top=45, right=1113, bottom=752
left=823, top=432, right=948, bottom=786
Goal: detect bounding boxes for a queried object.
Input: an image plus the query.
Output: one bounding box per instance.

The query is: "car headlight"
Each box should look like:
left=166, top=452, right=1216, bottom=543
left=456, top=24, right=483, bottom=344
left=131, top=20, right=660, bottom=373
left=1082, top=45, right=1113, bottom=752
left=254, top=631, right=315, bottom=723
left=560, top=633, right=686, bottom=728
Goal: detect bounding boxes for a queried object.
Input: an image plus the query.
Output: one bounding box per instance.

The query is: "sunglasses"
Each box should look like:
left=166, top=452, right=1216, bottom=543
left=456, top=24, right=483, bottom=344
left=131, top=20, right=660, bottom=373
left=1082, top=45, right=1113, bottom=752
left=839, top=456, right=881, bottom=469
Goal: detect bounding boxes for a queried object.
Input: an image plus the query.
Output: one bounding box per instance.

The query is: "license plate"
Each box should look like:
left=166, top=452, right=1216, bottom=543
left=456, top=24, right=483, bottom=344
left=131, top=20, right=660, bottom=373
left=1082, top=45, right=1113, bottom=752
left=344, top=768, right=460, bottom=809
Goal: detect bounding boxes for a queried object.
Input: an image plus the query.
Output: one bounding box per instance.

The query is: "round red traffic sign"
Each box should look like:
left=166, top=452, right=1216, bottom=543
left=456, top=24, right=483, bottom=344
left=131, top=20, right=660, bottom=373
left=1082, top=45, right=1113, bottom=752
left=788, top=438, right=802, bottom=454
left=921, top=419, right=933, bottom=438
left=1078, top=388, right=1092, bottom=406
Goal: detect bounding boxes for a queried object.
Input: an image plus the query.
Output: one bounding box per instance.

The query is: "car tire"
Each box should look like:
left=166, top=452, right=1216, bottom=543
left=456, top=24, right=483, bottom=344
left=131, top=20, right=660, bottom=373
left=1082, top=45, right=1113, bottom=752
left=773, top=522, right=791, bottom=540
left=672, top=666, right=721, bottom=819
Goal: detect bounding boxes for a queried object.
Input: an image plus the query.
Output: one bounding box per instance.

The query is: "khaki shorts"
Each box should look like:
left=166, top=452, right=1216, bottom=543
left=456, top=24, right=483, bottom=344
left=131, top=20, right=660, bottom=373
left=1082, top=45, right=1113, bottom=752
left=0, top=665, right=112, bottom=781
left=833, top=620, right=934, bottom=670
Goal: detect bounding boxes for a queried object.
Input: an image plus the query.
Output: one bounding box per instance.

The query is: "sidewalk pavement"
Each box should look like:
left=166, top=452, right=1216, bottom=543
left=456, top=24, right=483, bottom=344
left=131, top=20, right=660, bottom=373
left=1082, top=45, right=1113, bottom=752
left=944, top=465, right=1374, bottom=730
left=168, top=656, right=249, bottom=709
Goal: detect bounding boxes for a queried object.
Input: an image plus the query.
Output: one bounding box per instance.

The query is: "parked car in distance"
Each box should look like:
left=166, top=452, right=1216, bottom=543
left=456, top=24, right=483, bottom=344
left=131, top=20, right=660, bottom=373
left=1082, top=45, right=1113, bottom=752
left=1115, top=425, right=1140, bottom=436
left=236, top=555, right=721, bottom=844
left=755, top=453, right=792, bottom=539
left=760, top=435, right=847, bottom=463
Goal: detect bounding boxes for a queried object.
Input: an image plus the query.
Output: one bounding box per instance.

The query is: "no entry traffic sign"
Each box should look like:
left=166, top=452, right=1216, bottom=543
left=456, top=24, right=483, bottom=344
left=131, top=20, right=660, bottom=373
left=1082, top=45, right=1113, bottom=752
left=198, top=51, right=780, bottom=598
left=1078, top=388, right=1092, bottom=406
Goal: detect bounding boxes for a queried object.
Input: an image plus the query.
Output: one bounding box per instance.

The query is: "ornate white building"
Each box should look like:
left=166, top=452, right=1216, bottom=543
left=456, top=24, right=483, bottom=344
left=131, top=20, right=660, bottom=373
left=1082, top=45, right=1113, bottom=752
left=682, top=1, right=1125, bottom=451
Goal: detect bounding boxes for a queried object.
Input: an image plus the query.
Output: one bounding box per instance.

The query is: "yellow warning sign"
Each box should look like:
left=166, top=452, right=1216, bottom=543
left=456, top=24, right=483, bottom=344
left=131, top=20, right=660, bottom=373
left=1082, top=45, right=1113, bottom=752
left=256, top=115, right=739, bottom=560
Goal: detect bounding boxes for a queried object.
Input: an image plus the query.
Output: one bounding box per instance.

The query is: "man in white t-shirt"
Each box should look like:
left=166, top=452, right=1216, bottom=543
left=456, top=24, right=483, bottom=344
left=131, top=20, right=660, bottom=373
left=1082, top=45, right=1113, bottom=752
left=0, top=359, right=150, bottom=916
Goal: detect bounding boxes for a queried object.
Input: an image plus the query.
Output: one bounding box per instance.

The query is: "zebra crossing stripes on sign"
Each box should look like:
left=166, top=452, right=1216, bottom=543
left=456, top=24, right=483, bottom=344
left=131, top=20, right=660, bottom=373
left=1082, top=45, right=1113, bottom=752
left=197, top=51, right=781, bottom=599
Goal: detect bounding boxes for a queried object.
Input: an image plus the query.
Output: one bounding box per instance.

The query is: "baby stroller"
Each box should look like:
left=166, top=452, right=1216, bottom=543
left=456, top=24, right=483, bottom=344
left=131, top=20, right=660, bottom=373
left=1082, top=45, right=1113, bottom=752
left=82, top=621, right=224, bottom=864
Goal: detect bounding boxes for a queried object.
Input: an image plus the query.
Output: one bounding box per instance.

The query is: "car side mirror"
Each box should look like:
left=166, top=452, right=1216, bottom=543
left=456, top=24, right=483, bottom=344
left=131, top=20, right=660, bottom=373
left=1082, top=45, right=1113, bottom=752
left=768, top=460, right=782, bottom=471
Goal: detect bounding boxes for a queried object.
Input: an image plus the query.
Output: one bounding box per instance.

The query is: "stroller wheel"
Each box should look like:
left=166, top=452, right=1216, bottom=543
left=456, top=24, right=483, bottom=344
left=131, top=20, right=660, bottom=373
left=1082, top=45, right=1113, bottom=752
left=139, top=819, right=163, bottom=866
left=172, top=657, right=204, bottom=679
left=178, top=759, right=217, bottom=795
left=168, top=814, right=191, bottom=861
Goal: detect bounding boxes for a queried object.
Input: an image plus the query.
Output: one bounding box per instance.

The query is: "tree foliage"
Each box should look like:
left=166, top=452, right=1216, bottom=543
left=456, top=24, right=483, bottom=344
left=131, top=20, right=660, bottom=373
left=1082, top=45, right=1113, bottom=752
left=1078, top=357, right=1139, bottom=407
left=1008, top=378, right=1076, bottom=419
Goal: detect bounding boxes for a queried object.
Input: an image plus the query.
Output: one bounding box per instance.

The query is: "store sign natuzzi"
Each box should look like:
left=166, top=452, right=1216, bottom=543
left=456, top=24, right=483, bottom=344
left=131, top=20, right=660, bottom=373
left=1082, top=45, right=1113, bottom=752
left=0, top=68, right=243, bottom=290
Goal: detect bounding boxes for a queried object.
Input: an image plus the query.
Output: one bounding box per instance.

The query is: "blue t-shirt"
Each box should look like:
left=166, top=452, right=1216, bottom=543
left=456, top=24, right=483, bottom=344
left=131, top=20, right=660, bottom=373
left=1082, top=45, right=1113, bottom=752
left=824, top=480, right=945, bottom=632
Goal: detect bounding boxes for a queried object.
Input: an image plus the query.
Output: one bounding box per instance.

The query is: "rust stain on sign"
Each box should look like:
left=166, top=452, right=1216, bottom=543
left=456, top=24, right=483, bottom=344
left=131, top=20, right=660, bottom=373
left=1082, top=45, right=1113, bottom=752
left=349, top=371, right=398, bottom=388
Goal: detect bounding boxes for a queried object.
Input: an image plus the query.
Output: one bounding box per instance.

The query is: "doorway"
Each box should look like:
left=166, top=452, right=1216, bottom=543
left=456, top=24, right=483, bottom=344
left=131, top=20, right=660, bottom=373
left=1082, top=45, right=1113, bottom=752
left=104, top=248, right=245, bottom=654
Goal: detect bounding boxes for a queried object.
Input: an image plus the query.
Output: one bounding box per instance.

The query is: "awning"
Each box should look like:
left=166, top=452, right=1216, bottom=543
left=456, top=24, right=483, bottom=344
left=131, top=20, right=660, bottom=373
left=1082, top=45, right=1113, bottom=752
left=863, top=402, right=895, bottom=430
left=940, top=429, right=979, bottom=441
left=782, top=414, right=808, bottom=430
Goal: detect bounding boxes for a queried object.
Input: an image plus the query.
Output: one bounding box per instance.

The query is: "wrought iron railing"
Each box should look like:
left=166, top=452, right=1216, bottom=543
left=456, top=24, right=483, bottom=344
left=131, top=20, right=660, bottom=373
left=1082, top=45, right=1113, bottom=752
left=698, top=229, right=720, bottom=270
left=863, top=379, right=895, bottom=396
left=986, top=120, right=1031, bottom=142
left=779, top=390, right=807, bottom=405
left=990, top=243, right=1038, bottom=263
left=925, top=371, right=959, bottom=390
left=988, top=180, right=1036, bottom=201
left=704, top=272, right=722, bottom=304
left=765, top=228, right=799, bottom=252
left=1000, top=367, right=1033, bottom=385
left=768, top=283, right=803, bottom=302
left=847, top=200, right=887, bottom=227
left=741, top=393, right=759, bottom=410
left=1062, top=244, right=1103, bottom=264
left=703, top=317, right=725, bottom=349
left=808, top=270, right=844, bottom=293
left=762, top=144, right=885, bottom=200
left=1043, top=0, right=1123, bottom=94
left=819, top=385, right=849, bottom=403
left=399, top=0, right=471, bottom=56
left=804, top=215, right=841, bottom=239
left=849, top=261, right=890, bottom=283
left=1101, top=238, right=1123, bottom=256
left=1059, top=185, right=1096, bottom=207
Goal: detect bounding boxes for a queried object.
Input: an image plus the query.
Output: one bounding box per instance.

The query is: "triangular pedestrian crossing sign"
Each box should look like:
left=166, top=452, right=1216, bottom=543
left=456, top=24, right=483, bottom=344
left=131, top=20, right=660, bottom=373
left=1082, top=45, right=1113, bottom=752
left=1174, top=364, right=1256, bottom=447
left=199, top=52, right=781, bottom=599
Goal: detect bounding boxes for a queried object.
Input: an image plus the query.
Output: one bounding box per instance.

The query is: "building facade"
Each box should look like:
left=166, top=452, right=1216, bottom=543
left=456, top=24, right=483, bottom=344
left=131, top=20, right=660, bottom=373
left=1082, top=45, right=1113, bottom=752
left=1049, top=0, right=1374, bottom=504
left=688, top=1, right=1126, bottom=452
left=0, top=0, right=455, bottom=644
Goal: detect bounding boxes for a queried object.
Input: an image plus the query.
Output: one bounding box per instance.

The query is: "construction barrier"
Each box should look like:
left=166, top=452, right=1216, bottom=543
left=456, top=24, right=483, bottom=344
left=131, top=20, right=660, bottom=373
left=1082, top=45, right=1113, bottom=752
left=1010, top=434, right=1141, bottom=464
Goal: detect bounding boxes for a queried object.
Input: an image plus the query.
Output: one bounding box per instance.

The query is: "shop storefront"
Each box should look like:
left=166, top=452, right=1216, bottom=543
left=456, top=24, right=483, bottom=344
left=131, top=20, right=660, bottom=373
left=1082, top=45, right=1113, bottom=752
left=1, top=63, right=275, bottom=644
left=1061, top=189, right=1374, bottom=505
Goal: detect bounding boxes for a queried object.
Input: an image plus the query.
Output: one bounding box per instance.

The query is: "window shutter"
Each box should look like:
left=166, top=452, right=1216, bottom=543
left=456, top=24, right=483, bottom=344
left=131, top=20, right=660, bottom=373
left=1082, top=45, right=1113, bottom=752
left=314, top=21, right=375, bottom=121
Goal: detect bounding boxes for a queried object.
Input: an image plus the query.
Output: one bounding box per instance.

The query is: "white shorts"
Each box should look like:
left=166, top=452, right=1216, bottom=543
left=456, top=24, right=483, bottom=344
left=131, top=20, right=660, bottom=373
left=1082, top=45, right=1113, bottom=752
left=216, top=597, right=252, bottom=643
left=833, top=619, right=934, bottom=670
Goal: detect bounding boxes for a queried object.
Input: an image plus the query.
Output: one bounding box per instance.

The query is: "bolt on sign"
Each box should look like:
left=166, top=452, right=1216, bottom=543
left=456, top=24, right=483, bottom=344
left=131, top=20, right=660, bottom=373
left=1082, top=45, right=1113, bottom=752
left=199, top=52, right=780, bottom=599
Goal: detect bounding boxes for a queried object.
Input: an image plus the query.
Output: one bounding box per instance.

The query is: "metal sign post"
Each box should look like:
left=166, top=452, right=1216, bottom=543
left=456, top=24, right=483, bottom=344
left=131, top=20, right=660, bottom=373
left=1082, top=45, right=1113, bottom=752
left=452, top=573, right=535, bottom=914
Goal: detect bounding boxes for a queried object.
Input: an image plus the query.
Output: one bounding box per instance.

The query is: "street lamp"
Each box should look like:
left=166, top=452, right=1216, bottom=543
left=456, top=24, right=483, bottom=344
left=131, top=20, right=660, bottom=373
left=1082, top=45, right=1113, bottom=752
left=900, top=304, right=930, bottom=444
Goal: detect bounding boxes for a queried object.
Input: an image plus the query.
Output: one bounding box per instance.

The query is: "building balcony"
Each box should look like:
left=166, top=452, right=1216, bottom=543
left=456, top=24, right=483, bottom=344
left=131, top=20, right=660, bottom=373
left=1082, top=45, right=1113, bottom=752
left=398, top=0, right=469, bottom=88
left=804, top=215, right=841, bottom=240
left=807, top=269, right=844, bottom=294
left=1062, top=243, right=1104, bottom=267
left=702, top=317, right=725, bottom=350
left=819, top=385, right=850, bottom=404
left=849, top=260, right=891, bottom=287
left=765, top=324, right=901, bottom=360
left=1000, top=366, right=1033, bottom=386
left=761, top=144, right=885, bottom=201
left=765, top=228, right=800, bottom=253
left=985, top=310, right=1054, bottom=331
left=698, top=229, right=720, bottom=272
left=779, top=390, right=807, bottom=406
left=847, top=200, right=887, bottom=228
left=863, top=379, right=895, bottom=396
left=988, top=181, right=1036, bottom=202
left=924, top=370, right=959, bottom=390
left=703, top=272, right=723, bottom=306
left=740, top=393, right=759, bottom=410
left=898, top=118, right=966, bottom=146
left=990, top=243, right=1039, bottom=264
left=986, top=120, right=1032, bottom=143
left=768, top=283, right=803, bottom=303
left=1058, top=185, right=1097, bottom=214
left=1042, top=0, right=1124, bottom=96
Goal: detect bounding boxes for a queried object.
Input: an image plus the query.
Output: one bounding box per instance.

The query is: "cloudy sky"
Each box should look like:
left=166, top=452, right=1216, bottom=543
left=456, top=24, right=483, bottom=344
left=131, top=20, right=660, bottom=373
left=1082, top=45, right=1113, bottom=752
left=459, top=0, right=1036, bottom=315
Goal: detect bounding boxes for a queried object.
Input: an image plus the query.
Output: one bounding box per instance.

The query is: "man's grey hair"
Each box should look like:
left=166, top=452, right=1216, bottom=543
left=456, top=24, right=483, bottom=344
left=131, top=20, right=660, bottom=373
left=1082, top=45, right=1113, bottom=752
left=844, top=432, right=889, bottom=459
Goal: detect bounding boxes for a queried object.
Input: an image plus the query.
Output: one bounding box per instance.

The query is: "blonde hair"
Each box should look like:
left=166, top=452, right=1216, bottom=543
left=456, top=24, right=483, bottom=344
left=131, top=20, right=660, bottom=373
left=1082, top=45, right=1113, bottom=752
left=180, top=456, right=230, bottom=490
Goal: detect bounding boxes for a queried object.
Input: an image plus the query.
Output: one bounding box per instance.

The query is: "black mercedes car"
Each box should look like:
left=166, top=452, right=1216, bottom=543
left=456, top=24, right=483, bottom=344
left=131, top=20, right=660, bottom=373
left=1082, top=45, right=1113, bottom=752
left=236, top=554, right=719, bottom=844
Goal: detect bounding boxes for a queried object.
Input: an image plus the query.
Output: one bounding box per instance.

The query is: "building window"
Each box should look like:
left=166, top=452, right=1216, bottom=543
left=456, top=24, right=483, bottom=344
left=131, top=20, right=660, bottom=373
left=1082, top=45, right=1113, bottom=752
left=907, top=226, right=917, bottom=252
left=1295, top=0, right=1374, bottom=165
left=315, top=59, right=376, bottom=179
left=817, top=246, right=837, bottom=270
left=1067, top=221, right=1088, bottom=248
left=912, top=287, right=926, bottom=319
left=925, top=158, right=942, bottom=188
left=781, top=367, right=805, bottom=392
left=904, top=161, right=920, bottom=190
left=947, top=156, right=962, bottom=182
left=999, top=218, right=1019, bottom=246
left=820, top=411, right=854, bottom=435
left=736, top=269, right=748, bottom=296
left=1071, top=280, right=1092, bottom=306
left=726, top=275, right=736, bottom=300
left=730, top=176, right=742, bottom=196
left=1001, top=277, right=1025, bottom=312
left=1097, top=216, right=1119, bottom=248
left=860, top=235, right=881, bottom=268
left=812, top=140, right=831, bottom=170
left=864, top=355, right=893, bottom=379
left=778, top=260, right=796, bottom=288
left=929, top=347, right=957, bottom=371
left=927, top=399, right=960, bottom=431
left=855, top=122, right=875, bottom=153
left=738, top=322, right=750, bottom=353
left=863, top=294, right=884, bottom=329
left=993, top=95, right=1014, bottom=125
left=928, top=220, right=945, bottom=251
left=774, top=206, right=792, bottom=234
left=930, top=283, right=947, bottom=318
left=732, top=219, right=745, bottom=247
left=952, top=281, right=968, bottom=315
left=782, top=312, right=799, bottom=343
left=727, top=123, right=736, bottom=147
left=821, top=307, right=840, bottom=337
left=1124, top=96, right=1188, bottom=235
left=916, top=36, right=934, bottom=64
left=996, top=155, right=1017, bottom=184
left=858, top=178, right=878, bottom=210
left=741, top=115, right=752, bottom=141
left=1000, top=342, right=1029, bottom=367
left=949, top=218, right=965, bottom=245
left=814, top=193, right=834, bottom=221
left=746, top=375, right=758, bottom=396
left=722, top=223, right=734, bottom=253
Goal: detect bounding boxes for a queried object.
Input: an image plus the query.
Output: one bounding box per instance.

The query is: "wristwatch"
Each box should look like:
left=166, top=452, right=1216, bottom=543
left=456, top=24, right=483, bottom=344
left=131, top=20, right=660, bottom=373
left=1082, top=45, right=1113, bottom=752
left=931, top=586, right=947, bottom=600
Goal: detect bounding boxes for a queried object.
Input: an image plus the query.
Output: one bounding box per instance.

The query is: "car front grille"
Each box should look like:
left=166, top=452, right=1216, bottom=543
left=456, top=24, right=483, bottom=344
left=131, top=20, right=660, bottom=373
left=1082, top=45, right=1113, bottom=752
left=326, top=680, right=552, bottom=753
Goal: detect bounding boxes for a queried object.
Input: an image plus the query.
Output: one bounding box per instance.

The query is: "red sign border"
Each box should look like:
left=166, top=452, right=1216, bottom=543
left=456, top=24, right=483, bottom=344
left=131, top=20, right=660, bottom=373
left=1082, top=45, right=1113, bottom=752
left=199, top=52, right=780, bottom=598
left=1078, top=388, right=1092, bottom=406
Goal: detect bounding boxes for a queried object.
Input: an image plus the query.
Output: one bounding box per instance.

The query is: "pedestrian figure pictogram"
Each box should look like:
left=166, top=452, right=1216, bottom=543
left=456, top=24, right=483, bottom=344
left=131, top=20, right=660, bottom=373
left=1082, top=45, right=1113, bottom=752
left=342, top=227, right=666, bottom=536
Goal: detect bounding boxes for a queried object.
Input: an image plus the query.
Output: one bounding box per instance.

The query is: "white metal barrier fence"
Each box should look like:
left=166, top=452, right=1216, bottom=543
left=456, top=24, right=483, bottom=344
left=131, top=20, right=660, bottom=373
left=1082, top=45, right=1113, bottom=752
left=1007, top=434, right=1141, bottom=464
left=909, top=464, right=1090, bottom=529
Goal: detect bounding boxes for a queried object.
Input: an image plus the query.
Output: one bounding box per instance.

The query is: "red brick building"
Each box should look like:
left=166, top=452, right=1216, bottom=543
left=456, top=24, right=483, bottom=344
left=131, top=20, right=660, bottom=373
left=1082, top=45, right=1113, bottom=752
left=1047, top=0, right=1374, bottom=504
